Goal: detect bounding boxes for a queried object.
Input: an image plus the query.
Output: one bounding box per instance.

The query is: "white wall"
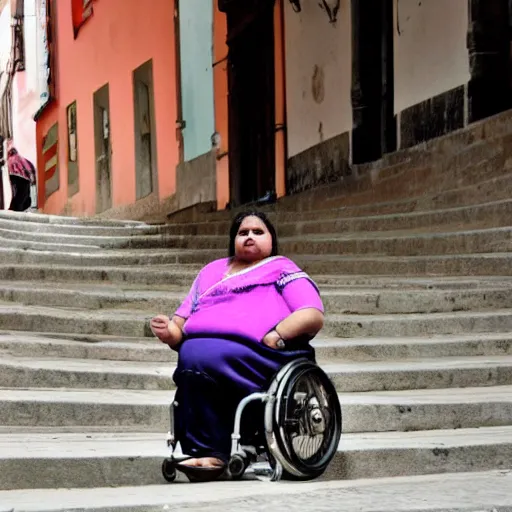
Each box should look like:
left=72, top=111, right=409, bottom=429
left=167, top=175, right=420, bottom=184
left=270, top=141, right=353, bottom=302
left=393, top=0, right=470, bottom=114
left=1, top=0, right=39, bottom=209
left=284, top=0, right=352, bottom=158
left=12, top=0, right=38, bottom=165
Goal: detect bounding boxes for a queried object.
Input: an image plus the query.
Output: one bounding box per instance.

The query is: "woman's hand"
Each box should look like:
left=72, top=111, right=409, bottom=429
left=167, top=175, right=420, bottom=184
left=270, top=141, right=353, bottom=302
left=262, top=329, right=283, bottom=350
left=267, top=309, right=324, bottom=347
left=150, top=314, right=182, bottom=347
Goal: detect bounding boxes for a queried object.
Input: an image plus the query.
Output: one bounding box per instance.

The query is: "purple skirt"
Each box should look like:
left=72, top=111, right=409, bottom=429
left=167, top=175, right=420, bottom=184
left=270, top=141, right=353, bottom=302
left=172, top=336, right=314, bottom=462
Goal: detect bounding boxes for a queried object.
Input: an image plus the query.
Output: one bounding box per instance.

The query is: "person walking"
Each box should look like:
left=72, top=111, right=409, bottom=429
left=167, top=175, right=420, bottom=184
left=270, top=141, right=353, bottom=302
left=7, top=147, right=36, bottom=212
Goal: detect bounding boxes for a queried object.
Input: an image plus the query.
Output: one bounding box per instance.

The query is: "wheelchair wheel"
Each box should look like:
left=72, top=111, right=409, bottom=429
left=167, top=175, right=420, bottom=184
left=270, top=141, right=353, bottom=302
left=162, top=458, right=177, bottom=482
left=264, top=359, right=342, bottom=481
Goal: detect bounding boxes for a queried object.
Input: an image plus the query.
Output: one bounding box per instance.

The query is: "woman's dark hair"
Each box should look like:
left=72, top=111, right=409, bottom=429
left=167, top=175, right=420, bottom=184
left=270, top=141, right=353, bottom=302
left=228, top=211, right=278, bottom=258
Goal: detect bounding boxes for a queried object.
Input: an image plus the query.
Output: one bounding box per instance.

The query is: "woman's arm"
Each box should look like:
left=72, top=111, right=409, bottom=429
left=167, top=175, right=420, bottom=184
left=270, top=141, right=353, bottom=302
left=263, top=308, right=324, bottom=349
left=263, top=270, right=325, bottom=349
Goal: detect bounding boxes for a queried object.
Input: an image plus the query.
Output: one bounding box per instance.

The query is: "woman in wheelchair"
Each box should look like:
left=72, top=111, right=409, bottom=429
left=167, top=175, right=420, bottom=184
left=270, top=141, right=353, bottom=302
left=150, top=211, right=325, bottom=482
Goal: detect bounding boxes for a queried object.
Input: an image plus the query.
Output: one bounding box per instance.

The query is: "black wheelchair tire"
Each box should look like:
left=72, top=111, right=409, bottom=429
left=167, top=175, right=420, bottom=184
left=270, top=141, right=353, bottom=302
left=161, top=458, right=177, bottom=482
left=270, top=360, right=342, bottom=479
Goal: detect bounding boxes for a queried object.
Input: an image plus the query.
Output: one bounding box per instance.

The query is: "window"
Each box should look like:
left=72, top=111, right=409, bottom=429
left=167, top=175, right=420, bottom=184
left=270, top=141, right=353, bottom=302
left=67, top=102, right=77, bottom=163
left=67, top=101, right=79, bottom=196
left=72, top=0, right=94, bottom=37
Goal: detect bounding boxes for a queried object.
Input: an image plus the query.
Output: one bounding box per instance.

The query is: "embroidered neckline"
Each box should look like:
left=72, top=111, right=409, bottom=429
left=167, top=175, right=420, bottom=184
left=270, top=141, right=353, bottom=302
left=200, top=256, right=284, bottom=300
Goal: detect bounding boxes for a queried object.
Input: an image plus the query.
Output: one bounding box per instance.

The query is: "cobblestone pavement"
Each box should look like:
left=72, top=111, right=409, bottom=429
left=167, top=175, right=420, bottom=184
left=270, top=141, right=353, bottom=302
left=0, top=470, right=511, bottom=512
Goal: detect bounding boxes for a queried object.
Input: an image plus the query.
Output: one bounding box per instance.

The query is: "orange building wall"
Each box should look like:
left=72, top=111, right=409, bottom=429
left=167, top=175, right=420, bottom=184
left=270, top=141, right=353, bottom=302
left=38, top=0, right=178, bottom=216
left=213, top=3, right=229, bottom=211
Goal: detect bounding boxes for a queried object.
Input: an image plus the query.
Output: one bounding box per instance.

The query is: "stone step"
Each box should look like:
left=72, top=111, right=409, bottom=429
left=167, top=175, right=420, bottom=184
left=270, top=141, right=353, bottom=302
left=1, top=386, right=510, bottom=434
left=2, top=248, right=512, bottom=277
left=1, top=263, right=510, bottom=289
left=0, top=304, right=154, bottom=337
left=0, top=225, right=120, bottom=246
left=327, top=355, right=512, bottom=392
left=0, top=469, right=510, bottom=512
left=288, top=227, right=512, bottom=257
left=5, top=224, right=512, bottom=257
left=0, top=264, right=201, bottom=287
left=291, top=169, right=512, bottom=220
left=290, top=138, right=512, bottom=214
left=0, top=281, right=186, bottom=311
left=0, top=355, right=175, bottom=390
left=0, top=426, right=510, bottom=489
left=0, top=247, right=225, bottom=267
left=104, top=226, right=512, bottom=257
left=157, top=197, right=512, bottom=237
left=166, top=168, right=512, bottom=229
left=0, top=210, right=145, bottom=227
left=279, top=198, right=512, bottom=237
left=0, top=215, right=154, bottom=237
left=0, top=236, right=103, bottom=253
left=2, top=302, right=512, bottom=338
left=1, top=252, right=512, bottom=280
left=296, top=252, right=512, bottom=276
left=2, top=280, right=512, bottom=314
left=325, top=309, right=512, bottom=338
left=2, top=353, right=511, bottom=392
left=2, top=331, right=512, bottom=363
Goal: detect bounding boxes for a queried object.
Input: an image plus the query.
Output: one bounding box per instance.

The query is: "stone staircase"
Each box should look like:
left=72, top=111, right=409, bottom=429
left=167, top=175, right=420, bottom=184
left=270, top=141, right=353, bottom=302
left=1, top=111, right=512, bottom=510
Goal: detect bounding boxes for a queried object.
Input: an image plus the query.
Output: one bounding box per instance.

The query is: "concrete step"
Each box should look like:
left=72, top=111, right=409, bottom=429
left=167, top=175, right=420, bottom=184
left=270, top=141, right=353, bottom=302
left=104, top=226, right=512, bottom=257
left=0, top=264, right=201, bottom=287
left=62, top=225, right=512, bottom=257
left=0, top=225, right=126, bottom=246
left=0, top=236, right=103, bottom=253
left=0, top=332, right=177, bottom=362
left=0, top=210, right=146, bottom=227
left=165, top=168, right=512, bottom=230
left=2, top=331, right=512, bottom=363
left=279, top=199, right=512, bottom=237
left=1, top=248, right=512, bottom=277
left=324, top=309, right=512, bottom=338
left=327, top=355, right=512, bottom=392
left=0, top=354, right=175, bottom=390
left=2, top=301, right=512, bottom=338
left=158, top=197, right=512, bottom=237
left=4, top=216, right=512, bottom=257
left=0, top=469, right=510, bottom=512
left=0, top=247, right=225, bottom=267
left=296, top=252, right=512, bottom=276
left=0, top=215, right=155, bottom=237
left=0, top=281, right=186, bottom=311
left=287, top=227, right=512, bottom=257
left=1, top=386, right=510, bottom=434
left=2, top=280, right=512, bottom=314
left=2, top=353, right=512, bottom=393
left=0, top=304, right=154, bottom=337
left=0, top=426, right=510, bottom=489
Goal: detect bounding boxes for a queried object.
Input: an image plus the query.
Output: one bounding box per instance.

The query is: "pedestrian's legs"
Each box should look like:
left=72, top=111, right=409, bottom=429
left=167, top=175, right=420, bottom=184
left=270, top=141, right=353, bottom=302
left=9, top=176, right=30, bottom=211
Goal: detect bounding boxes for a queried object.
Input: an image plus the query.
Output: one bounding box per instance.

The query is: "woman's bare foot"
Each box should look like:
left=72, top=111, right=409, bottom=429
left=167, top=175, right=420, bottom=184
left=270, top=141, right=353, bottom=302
left=180, top=457, right=224, bottom=468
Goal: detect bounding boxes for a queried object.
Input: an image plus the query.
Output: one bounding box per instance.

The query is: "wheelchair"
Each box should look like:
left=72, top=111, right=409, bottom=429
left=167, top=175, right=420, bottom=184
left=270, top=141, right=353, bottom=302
left=161, top=357, right=342, bottom=482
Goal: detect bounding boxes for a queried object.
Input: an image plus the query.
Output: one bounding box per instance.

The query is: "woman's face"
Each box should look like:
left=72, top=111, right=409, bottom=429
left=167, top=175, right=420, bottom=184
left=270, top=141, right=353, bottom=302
left=234, top=216, right=273, bottom=263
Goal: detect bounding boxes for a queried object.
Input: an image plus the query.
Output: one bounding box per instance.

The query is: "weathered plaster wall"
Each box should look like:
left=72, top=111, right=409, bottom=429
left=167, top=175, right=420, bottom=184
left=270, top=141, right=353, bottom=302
left=283, top=1, right=352, bottom=194
left=393, top=0, right=470, bottom=115
left=283, top=0, right=352, bottom=158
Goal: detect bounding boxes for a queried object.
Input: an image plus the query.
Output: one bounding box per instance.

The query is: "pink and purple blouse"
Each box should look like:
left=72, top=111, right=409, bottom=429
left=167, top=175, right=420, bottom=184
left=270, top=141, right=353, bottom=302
left=174, top=256, right=324, bottom=344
